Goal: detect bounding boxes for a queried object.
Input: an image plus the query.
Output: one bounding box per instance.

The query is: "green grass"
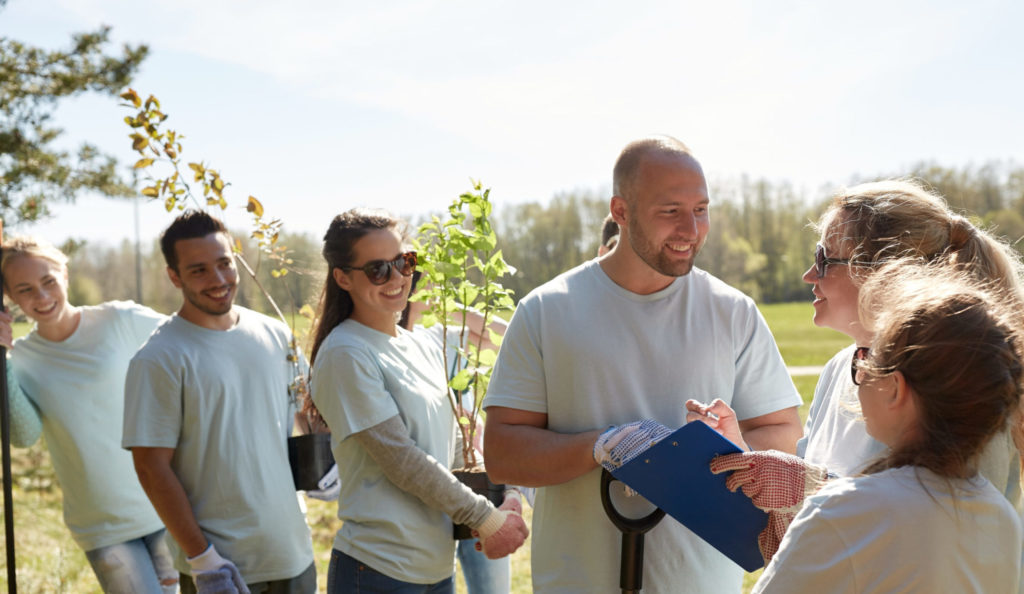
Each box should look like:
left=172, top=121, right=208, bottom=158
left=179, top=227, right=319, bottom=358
left=758, top=302, right=850, bottom=367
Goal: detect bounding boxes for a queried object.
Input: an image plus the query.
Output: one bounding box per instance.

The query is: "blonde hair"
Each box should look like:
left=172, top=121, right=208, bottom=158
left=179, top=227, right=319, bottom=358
left=857, top=262, right=1024, bottom=479
left=816, top=179, right=1024, bottom=300
left=1, top=236, right=69, bottom=291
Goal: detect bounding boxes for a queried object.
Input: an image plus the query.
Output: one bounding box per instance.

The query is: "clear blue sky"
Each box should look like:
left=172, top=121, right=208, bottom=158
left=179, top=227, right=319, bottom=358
left=3, top=0, right=1023, bottom=246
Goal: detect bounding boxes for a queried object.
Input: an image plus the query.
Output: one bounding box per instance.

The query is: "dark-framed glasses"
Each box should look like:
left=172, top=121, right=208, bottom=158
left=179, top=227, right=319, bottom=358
left=341, top=251, right=417, bottom=285
left=815, top=243, right=851, bottom=279
left=851, top=346, right=870, bottom=386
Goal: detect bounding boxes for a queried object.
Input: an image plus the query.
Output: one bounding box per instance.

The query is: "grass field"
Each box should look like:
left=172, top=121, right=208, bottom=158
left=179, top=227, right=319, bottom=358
left=0, top=302, right=842, bottom=592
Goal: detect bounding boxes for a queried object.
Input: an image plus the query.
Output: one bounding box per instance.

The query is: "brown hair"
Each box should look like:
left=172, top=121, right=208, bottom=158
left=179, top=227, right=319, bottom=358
left=308, top=208, right=406, bottom=365
left=857, top=263, right=1024, bottom=479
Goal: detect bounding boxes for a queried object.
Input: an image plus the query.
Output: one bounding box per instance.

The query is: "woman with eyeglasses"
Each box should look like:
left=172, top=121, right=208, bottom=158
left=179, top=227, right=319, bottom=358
left=688, top=179, right=1024, bottom=562
left=747, top=264, right=1024, bottom=591
left=306, top=208, right=528, bottom=594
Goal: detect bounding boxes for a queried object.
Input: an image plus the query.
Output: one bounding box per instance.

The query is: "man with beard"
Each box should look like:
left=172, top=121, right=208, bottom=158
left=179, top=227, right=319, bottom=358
left=483, top=136, right=802, bottom=593
left=123, top=210, right=315, bottom=594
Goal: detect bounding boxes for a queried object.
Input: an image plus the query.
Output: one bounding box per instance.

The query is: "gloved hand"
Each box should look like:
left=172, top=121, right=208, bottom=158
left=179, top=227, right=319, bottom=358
left=306, top=463, right=340, bottom=501
left=472, top=495, right=529, bottom=559
left=710, top=450, right=833, bottom=562
left=593, top=420, right=673, bottom=472
left=187, top=543, right=251, bottom=594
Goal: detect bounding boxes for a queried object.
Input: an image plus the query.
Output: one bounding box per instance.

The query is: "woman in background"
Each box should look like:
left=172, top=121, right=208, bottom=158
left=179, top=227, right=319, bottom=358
left=0, top=236, right=176, bottom=593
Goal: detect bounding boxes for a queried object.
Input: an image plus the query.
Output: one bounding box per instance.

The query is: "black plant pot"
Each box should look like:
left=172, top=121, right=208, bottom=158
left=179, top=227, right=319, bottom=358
left=452, top=468, right=505, bottom=540
left=287, top=433, right=335, bottom=491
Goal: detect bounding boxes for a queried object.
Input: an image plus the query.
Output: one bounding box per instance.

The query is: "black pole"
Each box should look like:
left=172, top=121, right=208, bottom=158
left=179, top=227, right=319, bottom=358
left=0, top=220, right=15, bottom=592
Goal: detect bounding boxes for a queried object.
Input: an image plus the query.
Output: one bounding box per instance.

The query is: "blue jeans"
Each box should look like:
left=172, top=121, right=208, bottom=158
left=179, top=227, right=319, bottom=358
left=84, top=529, right=177, bottom=594
left=327, top=549, right=454, bottom=594
left=456, top=539, right=510, bottom=594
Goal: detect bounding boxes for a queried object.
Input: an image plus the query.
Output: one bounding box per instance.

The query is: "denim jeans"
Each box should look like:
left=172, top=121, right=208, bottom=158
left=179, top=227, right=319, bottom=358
left=327, top=549, right=454, bottom=594
left=84, top=529, right=177, bottom=594
left=456, top=539, right=510, bottom=594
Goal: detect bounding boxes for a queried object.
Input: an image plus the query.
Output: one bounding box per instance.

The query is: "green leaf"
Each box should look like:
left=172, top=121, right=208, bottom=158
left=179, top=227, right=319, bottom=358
left=450, top=368, right=473, bottom=392
left=132, top=158, right=154, bottom=169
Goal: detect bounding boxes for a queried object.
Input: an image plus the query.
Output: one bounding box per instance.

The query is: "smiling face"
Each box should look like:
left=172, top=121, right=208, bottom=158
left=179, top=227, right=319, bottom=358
left=333, top=227, right=411, bottom=335
left=615, top=152, right=710, bottom=288
left=4, top=254, right=74, bottom=329
left=802, top=216, right=870, bottom=344
left=167, top=232, right=239, bottom=329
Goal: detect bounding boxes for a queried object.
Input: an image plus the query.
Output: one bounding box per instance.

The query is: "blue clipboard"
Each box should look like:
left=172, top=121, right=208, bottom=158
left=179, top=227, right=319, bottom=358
left=611, top=421, right=767, bottom=572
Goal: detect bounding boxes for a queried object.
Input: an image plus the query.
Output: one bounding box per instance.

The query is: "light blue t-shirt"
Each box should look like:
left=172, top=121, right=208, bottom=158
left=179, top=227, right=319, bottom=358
left=484, top=261, right=803, bottom=594
left=311, top=318, right=458, bottom=584
left=9, top=300, right=165, bottom=551
left=122, top=307, right=313, bottom=583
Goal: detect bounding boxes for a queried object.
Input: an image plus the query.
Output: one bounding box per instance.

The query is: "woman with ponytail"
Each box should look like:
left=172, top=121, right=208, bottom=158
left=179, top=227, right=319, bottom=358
left=307, top=208, right=528, bottom=594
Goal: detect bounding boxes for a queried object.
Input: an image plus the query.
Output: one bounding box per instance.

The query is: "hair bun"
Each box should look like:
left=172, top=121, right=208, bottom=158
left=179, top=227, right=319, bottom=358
left=948, top=215, right=974, bottom=251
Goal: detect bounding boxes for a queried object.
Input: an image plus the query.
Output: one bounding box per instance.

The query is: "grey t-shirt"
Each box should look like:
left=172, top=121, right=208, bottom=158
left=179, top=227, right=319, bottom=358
left=123, top=307, right=313, bottom=582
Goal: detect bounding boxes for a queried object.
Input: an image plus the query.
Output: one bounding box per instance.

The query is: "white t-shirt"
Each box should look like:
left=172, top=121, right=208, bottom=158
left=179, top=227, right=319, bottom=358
left=800, top=344, right=1023, bottom=508
left=755, top=466, right=1022, bottom=593
left=484, top=261, right=803, bottom=594
left=798, top=344, right=886, bottom=476
left=122, top=307, right=313, bottom=583
left=311, top=318, right=459, bottom=584
left=10, top=301, right=165, bottom=551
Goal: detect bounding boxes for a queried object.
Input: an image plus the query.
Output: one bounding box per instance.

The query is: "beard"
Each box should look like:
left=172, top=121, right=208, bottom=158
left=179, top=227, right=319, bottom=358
left=626, top=215, right=702, bottom=278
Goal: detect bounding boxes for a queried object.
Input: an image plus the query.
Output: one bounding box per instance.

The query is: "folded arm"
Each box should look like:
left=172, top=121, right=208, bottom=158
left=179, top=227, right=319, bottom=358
left=483, top=406, right=603, bottom=487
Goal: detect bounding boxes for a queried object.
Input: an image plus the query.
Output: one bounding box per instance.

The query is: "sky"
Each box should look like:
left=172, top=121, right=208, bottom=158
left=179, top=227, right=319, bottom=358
left=3, top=0, right=1023, bottom=247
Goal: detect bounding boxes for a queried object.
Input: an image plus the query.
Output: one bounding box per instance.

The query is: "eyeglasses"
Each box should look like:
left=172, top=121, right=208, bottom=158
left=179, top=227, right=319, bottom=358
left=814, top=243, right=851, bottom=278
left=851, top=346, right=870, bottom=386
left=340, top=251, right=417, bottom=285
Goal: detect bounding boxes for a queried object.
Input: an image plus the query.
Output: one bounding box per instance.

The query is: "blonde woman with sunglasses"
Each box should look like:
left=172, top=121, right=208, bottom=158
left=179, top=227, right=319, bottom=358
left=307, top=208, right=528, bottom=594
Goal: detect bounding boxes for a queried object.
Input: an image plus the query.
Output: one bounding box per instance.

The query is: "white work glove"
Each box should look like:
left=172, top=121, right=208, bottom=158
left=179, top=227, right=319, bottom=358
left=305, top=463, right=340, bottom=501
left=593, top=420, right=673, bottom=471
left=187, top=544, right=251, bottom=594
left=472, top=493, right=529, bottom=559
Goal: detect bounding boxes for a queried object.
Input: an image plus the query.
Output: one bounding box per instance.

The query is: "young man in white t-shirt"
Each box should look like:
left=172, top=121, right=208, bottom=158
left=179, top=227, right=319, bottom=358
left=123, top=210, right=316, bottom=594
left=483, top=136, right=803, bottom=594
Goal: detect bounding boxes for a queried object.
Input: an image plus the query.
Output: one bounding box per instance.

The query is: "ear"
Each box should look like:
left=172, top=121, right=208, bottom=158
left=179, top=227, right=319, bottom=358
left=332, top=267, right=352, bottom=291
left=889, top=370, right=917, bottom=412
left=166, top=266, right=183, bottom=289
left=610, top=196, right=628, bottom=228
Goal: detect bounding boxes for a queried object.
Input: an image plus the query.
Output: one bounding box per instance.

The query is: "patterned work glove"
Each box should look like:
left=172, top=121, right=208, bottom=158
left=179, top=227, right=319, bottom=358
left=473, top=495, right=529, bottom=559
left=187, top=544, right=251, bottom=594
left=593, top=420, right=673, bottom=472
left=306, top=463, right=341, bottom=501
left=710, top=450, right=833, bottom=563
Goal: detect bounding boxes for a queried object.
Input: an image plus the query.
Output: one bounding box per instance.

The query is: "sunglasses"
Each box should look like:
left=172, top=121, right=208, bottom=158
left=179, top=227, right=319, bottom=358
left=814, top=243, right=851, bottom=279
left=851, top=346, right=870, bottom=386
left=340, top=251, right=417, bottom=286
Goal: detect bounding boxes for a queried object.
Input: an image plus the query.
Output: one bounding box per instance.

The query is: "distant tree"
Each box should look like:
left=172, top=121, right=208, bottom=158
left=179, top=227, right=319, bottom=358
left=1, top=23, right=147, bottom=222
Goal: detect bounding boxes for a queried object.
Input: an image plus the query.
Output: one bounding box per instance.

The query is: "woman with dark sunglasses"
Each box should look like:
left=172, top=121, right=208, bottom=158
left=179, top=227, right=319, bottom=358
left=748, top=264, right=1023, bottom=592
left=688, top=179, right=1024, bottom=564
left=306, top=208, right=528, bottom=594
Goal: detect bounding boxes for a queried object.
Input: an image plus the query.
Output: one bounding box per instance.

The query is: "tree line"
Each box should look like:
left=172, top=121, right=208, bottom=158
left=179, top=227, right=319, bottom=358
left=48, top=158, right=1023, bottom=324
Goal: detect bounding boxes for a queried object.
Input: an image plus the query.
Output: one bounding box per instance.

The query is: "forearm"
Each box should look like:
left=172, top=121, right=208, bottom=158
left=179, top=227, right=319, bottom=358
left=739, top=407, right=802, bottom=454
left=5, top=362, right=41, bottom=447
left=355, top=416, right=494, bottom=529
left=132, top=448, right=208, bottom=557
left=484, top=420, right=602, bottom=487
